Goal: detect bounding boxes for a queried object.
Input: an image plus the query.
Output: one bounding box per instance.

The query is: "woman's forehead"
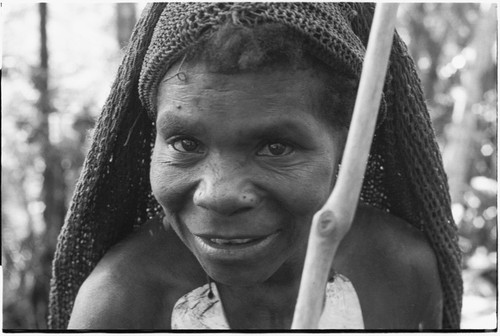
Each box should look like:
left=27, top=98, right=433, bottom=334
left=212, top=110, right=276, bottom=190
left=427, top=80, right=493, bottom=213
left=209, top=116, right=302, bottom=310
left=155, top=61, right=337, bottom=136
left=158, top=63, right=324, bottom=117
left=157, top=59, right=326, bottom=103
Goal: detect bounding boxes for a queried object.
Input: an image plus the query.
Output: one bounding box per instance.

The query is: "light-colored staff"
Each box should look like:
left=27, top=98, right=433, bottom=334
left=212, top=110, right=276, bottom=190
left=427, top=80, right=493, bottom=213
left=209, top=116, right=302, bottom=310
left=291, top=3, right=400, bottom=329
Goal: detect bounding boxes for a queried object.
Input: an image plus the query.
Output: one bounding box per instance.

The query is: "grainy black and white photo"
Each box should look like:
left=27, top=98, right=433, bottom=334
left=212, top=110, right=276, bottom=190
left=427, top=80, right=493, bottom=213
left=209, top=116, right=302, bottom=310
left=2, top=2, right=497, bottom=331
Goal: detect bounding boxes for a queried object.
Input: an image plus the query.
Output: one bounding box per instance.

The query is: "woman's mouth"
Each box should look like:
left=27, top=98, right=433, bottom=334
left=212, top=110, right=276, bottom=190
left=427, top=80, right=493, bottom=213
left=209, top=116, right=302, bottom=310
left=209, top=237, right=260, bottom=245
left=193, top=231, right=281, bottom=260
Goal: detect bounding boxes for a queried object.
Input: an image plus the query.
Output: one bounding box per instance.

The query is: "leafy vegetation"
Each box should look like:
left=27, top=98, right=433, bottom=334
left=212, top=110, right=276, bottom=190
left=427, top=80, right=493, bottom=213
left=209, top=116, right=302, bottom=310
left=2, top=3, right=496, bottom=329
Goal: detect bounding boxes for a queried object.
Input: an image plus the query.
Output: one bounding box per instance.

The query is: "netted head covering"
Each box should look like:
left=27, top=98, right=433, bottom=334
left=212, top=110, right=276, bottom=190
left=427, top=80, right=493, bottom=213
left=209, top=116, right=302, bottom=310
left=48, top=3, right=462, bottom=329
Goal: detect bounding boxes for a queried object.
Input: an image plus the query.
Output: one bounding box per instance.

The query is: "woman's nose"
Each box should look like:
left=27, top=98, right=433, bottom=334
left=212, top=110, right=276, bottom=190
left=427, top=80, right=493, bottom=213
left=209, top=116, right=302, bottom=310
left=193, top=167, right=261, bottom=216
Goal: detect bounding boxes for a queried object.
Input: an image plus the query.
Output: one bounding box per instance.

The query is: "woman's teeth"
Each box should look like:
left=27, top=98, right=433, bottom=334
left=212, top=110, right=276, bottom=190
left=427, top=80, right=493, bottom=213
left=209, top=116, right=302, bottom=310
left=209, top=238, right=256, bottom=245
left=194, top=231, right=281, bottom=260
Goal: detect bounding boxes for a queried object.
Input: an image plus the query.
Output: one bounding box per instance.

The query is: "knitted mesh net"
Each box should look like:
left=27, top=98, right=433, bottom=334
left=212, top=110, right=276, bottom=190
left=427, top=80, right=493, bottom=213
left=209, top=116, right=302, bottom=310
left=48, top=3, right=463, bottom=329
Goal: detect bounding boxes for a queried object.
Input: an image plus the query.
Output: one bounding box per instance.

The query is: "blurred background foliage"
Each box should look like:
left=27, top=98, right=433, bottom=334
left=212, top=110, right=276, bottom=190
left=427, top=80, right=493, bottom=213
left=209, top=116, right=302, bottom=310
left=1, top=3, right=497, bottom=330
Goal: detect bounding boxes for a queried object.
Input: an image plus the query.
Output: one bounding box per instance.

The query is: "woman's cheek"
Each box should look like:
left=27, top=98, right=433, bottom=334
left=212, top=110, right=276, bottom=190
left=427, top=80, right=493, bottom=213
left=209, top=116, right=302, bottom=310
left=265, top=158, right=336, bottom=216
left=150, top=163, right=167, bottom=204
left=150, top=151, right=195, bottom=214
left=293, top=174, right=333, bottom=214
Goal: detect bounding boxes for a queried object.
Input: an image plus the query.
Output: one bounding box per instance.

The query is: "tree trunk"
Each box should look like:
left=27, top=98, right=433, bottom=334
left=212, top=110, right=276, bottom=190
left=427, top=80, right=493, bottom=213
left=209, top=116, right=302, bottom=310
left=33, top=4, right=67, bottom=328
left=443, top=5, right=497, bottom=204
left=116, top=3, right=137, bottom=49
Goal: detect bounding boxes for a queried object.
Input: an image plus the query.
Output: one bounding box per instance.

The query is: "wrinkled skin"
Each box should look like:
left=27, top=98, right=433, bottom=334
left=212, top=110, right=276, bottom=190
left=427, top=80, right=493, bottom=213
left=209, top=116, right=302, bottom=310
left=151, top=61, right=345, bottom=288
left=68, top=61, right=443, bottom=330
left=150, top=62, right=345, bottom=328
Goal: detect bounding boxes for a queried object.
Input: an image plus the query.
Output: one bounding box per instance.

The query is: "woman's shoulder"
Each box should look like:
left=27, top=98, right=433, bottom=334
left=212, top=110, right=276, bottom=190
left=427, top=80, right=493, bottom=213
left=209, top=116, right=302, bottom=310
left=68, top=216, right=205, bottom=329
left=351, top=203, right=436, bottom=260
left=334, top=203, right=443, bottom=329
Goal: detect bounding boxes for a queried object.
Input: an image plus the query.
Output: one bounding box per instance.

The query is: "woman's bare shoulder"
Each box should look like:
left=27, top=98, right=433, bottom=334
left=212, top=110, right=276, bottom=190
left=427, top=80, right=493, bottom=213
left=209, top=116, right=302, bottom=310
left=334, top=203, right=443, bottom=329
left=353, top=203, right=436, bottom=258
left=68, top=216, right=205, bottom=329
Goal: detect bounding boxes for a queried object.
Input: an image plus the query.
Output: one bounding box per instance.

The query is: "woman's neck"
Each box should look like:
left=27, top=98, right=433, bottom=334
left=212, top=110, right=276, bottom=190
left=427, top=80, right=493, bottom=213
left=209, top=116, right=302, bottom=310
left=215, top=266, right=303, bottom=329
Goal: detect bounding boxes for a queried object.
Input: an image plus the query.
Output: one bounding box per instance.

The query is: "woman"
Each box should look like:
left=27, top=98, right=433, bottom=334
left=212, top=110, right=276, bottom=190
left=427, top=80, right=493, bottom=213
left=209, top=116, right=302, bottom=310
left=48, top=3, right=462, bottom=330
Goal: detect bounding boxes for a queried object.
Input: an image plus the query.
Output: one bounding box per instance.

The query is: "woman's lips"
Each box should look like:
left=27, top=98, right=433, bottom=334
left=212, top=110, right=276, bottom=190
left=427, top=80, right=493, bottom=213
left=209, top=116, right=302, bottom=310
left=208, top=237, right=260, bottom=245
left=192, top=231, right=281, bottom=261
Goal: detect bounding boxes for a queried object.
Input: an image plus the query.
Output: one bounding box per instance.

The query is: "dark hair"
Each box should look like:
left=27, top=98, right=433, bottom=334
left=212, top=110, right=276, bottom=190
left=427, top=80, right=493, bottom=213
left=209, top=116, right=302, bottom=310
left=182, top=22, right=357, bottom=130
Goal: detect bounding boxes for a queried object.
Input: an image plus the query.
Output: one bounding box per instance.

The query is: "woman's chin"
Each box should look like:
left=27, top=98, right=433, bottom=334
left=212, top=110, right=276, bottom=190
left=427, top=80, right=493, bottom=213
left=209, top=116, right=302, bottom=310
left=201, top=261, right=278, bottom=287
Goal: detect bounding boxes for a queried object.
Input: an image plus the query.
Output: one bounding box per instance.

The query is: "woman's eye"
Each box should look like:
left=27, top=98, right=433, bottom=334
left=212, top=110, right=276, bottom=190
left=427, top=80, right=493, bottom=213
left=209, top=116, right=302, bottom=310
left=257, top=142, right=294, bottom=156
left=170, top=138, right=203, bottom=153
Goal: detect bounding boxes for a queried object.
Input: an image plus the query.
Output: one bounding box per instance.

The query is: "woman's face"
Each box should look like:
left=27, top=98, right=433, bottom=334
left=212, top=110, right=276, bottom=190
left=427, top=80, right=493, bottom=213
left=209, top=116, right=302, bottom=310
left=151, top=61, right=345, bottom=286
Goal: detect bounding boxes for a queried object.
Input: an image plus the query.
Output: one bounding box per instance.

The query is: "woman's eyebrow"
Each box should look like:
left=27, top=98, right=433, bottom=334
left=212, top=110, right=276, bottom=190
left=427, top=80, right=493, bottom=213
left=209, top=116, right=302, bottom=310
left=156, top=113, right=205, bottom=135
left=157, top=112, right=317, bottom=140
left=246, top=120, right=314, bottom=140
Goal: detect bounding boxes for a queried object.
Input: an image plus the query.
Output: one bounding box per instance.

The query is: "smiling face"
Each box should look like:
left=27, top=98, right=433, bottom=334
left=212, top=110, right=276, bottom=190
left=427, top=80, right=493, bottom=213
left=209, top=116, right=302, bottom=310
left=151, top=61, right=346, bottom=286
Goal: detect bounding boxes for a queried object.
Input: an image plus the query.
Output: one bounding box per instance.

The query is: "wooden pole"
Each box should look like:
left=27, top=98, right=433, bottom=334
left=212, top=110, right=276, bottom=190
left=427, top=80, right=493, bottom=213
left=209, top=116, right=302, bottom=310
left=291, top=3, right=399, bottom=329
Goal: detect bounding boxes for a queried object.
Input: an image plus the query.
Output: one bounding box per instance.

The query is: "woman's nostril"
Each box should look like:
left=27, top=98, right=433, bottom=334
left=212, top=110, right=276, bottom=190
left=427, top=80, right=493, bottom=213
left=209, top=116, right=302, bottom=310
left=231, top=206, right=254, bottom=216
left=193, top=180, right=261, bottom=214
